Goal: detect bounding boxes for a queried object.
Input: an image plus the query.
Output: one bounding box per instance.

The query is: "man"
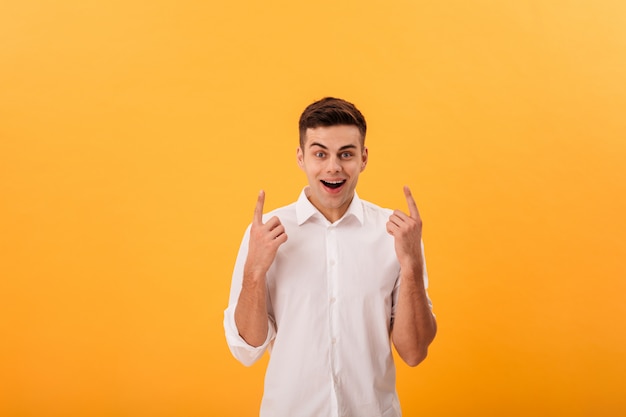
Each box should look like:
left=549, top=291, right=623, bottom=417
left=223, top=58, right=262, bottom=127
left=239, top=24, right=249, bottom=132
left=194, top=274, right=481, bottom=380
left=224, top=97, right=436, bottom=417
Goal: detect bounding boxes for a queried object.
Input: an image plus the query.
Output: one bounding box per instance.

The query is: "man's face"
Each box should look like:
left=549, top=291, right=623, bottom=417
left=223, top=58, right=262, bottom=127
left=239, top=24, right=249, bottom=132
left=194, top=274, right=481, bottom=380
left=297, top=125, right=368, bottom=222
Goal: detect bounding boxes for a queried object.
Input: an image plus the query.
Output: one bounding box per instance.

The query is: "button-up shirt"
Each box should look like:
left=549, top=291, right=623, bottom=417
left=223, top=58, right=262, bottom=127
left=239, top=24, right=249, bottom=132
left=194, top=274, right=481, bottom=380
left=224, top=188, right=432, bottom=417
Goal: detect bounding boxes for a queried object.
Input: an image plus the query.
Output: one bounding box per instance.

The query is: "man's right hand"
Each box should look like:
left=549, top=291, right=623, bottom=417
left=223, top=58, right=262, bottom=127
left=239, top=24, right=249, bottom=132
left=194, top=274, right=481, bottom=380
left=244, top=190, right=288, bottom=279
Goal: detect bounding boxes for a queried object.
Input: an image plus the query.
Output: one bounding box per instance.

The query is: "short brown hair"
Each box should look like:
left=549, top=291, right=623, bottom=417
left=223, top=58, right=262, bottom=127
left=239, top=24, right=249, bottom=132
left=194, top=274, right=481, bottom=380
left=298, top=97, right=367, bottom=148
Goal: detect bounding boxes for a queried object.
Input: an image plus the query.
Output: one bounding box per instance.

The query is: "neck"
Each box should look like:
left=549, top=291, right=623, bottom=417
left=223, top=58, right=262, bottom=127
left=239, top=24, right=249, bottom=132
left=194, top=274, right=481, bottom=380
left=304, top=187, right=354, bottom=223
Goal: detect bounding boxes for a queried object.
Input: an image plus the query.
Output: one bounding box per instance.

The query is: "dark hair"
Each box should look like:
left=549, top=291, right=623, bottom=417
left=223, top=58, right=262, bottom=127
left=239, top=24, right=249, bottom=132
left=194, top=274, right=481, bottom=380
left=298, top=97, right=367, bottom=148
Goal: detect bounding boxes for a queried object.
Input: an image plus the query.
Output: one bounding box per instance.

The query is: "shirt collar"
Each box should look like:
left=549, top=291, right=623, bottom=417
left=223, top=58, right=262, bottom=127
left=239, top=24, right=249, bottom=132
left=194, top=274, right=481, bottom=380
left=296, top=187, right=364, bottom=226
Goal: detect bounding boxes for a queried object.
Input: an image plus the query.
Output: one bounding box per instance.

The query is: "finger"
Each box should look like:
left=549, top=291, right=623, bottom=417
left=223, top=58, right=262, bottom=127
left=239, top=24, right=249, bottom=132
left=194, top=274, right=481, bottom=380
left=391, top=209, right=411, bottom=223
left=254, top=190, right=265, bottom=225
left=388, top=210, right=402, bottom=227
left=403, top=185, right=420, bottom=219
left=270, top=224, right=287, bottom=240
left=266, top=218, right=284, bottom=234
left=275, top=231, right=288, bottom=245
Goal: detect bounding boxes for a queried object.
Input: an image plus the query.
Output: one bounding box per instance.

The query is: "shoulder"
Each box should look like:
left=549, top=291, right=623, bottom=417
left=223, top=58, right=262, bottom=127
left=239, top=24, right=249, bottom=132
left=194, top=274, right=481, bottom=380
left=263, top=201, right=298, bottom=224
left=238, top=200, right=298, bottom=241
left=359, top=198, right=393, bottom=223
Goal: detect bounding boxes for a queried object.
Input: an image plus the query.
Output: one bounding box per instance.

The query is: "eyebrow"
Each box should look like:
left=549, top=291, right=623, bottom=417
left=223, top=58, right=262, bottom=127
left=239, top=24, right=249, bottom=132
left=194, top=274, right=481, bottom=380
left=309, top=142, right=358, bottom=151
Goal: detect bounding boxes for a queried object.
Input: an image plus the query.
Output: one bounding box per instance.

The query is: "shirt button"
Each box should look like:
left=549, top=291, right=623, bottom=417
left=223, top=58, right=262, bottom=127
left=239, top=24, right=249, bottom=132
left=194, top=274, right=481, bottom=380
left=329, top=259, right=336, bottom=266
left=331, top=338, right=337, bottom=344
left=330, top=297, right=336, bottom=304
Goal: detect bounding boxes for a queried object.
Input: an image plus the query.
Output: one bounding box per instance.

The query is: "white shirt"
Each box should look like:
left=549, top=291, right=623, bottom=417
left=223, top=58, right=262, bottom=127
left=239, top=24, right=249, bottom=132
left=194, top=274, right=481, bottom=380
left=224, top=189, right=431, bottom=417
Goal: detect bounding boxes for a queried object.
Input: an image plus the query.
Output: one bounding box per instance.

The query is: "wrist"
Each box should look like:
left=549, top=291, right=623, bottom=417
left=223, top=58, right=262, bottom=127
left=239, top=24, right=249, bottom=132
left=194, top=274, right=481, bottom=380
left=399, top=256, right=422, bottom=274
left=243, top=264, right=267, bottom=284
left=400, top=259, right=425, bottom=283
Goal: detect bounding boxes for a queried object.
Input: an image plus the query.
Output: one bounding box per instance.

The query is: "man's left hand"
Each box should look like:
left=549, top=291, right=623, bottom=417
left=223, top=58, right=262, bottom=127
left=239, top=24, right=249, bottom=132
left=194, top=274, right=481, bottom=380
left=386, top=186, right=423, bottom=268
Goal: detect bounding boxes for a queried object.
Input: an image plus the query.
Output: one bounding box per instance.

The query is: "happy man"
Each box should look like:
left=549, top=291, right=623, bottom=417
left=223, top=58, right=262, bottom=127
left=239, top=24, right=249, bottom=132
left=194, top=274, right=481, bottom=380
left=224, top=97, right=436, bottom=417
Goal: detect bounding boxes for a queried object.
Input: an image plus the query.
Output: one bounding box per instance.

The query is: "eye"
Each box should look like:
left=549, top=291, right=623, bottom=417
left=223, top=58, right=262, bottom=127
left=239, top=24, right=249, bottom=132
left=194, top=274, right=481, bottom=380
left=314, top=151, right=325, bottom=158
left=340, top=152, right=353, bottom=159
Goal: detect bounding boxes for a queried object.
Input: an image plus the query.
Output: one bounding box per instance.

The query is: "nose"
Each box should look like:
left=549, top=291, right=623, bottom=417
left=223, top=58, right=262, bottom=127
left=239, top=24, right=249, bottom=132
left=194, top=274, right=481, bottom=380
left=326, top=155, right=342, bottom=173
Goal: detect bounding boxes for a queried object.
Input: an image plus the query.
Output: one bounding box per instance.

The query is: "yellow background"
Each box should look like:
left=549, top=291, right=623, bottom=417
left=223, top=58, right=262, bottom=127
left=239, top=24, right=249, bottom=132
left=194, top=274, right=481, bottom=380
left=2, top=1, right=625, bottom=416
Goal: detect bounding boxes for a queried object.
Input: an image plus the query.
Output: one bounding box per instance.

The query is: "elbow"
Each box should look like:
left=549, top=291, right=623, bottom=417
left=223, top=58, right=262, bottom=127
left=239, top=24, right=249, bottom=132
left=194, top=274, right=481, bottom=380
left=228, top=344, right=264, bottom=367
left=402, top=347, right=429, bottom=367
left=394, top=316, right=437, bottom=367
left=398, top=326, right=437, bottom=367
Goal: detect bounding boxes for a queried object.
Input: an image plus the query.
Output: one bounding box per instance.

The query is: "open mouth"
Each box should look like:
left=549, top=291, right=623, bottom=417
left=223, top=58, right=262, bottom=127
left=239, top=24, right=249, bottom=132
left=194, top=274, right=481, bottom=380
left=321, top=180, right=346, bottom=189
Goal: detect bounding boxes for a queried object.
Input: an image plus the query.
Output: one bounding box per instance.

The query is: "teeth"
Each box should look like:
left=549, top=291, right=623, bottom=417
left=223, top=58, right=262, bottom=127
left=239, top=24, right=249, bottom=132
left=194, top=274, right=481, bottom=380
left=322, top=180, right=345, bottom=189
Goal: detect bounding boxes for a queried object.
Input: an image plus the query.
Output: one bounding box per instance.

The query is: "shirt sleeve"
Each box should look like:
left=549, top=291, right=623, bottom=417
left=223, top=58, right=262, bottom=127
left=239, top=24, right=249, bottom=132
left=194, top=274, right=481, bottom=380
left=223, top=225, right=277, bottom=366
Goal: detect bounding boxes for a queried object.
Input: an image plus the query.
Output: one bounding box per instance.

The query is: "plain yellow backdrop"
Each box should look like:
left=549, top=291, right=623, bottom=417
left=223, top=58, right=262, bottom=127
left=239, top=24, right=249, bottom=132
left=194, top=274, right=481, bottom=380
left=1, top=1, right=625, bottom=416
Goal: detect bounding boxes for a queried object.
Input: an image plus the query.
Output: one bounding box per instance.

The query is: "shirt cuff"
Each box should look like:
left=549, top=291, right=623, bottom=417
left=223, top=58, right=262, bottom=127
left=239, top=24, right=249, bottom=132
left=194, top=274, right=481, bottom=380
left=223, top=308, right=275, bottom=367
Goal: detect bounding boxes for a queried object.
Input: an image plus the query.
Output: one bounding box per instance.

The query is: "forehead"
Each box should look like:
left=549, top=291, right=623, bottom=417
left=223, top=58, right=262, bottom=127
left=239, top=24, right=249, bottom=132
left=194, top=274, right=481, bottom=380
left=303, top=125, right=363, bottom=149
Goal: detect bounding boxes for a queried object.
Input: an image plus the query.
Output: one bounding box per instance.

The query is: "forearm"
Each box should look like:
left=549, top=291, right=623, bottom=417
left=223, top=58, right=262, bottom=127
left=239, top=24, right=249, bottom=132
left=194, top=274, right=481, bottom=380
left=392, top=263, right=437, bottom=367
left=234, top=269, right=269, bottom=347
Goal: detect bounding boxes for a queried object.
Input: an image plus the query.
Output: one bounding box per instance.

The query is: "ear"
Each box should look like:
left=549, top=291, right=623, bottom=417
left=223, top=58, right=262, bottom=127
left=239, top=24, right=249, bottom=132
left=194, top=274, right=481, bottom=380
left=360, top=146, right=368, bottom=172
left=296, top=146, right=304, bottom=169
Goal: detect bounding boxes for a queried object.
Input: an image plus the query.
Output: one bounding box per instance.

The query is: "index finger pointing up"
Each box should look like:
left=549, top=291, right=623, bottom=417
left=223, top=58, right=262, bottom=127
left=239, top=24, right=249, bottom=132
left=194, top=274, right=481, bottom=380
left=254, top=190, right=265, bottom=225
left=403, top=185, right=420, bottom=219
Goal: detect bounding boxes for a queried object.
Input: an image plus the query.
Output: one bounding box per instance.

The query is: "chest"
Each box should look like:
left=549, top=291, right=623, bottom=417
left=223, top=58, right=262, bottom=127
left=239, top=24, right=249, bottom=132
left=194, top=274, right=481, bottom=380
left=266, top=222, right=400, bottom=308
